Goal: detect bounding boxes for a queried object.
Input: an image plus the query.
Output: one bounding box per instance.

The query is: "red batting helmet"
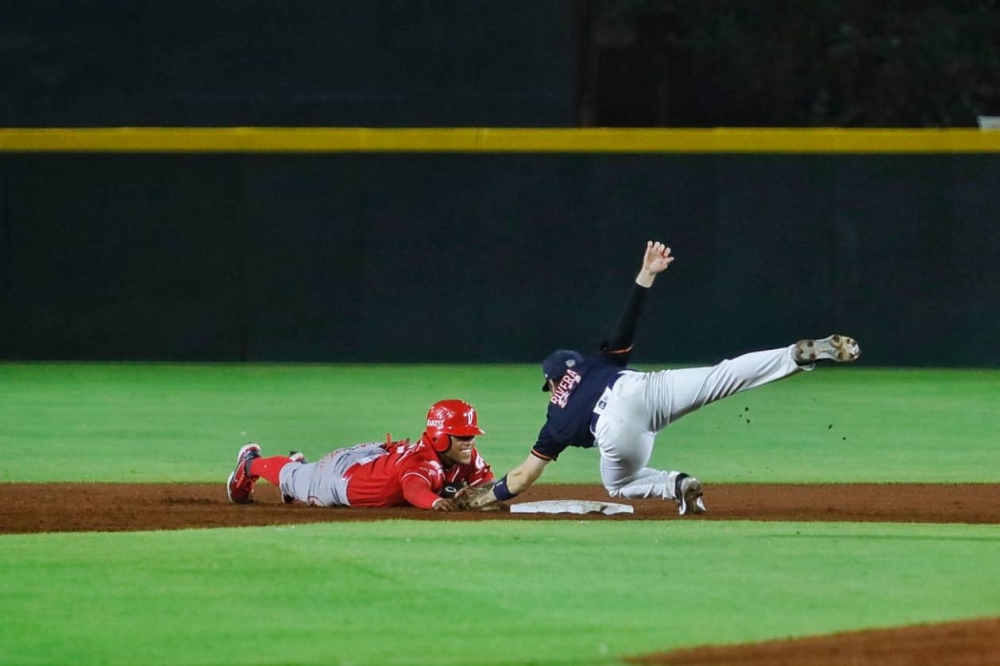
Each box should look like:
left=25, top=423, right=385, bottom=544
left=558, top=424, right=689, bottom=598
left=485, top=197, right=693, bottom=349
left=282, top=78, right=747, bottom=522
left=422, top=399, right=486, bottom=452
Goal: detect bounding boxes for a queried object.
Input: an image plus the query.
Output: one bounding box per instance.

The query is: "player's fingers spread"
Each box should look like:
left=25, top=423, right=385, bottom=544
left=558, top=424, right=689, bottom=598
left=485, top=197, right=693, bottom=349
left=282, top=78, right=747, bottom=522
left=438, top=499, right=459, bottom=511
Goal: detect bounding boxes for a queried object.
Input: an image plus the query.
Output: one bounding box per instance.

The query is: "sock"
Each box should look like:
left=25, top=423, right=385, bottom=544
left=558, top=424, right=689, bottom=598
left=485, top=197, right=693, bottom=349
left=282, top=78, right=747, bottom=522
left=249, top=456, right=293, bottom=485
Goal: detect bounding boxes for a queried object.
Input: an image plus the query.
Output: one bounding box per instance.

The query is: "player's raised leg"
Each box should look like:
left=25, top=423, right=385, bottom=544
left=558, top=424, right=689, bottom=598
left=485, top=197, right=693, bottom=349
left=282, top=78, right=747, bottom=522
left=645, top=345, right=810, bottom=431
left=648, top=336, right=859, bottom=429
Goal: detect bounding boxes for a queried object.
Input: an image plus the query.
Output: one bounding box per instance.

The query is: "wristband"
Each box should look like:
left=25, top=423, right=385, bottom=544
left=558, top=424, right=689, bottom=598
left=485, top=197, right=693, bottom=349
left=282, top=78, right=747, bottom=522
left=492, top=475, right=518, bottom=501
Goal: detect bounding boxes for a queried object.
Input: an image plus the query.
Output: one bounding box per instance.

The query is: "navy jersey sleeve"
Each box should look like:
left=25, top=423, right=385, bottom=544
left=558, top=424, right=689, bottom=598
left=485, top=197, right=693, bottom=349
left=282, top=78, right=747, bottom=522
left=600, top=282, right=649, bottom=356
left=531, top=423, right=571, bottom=461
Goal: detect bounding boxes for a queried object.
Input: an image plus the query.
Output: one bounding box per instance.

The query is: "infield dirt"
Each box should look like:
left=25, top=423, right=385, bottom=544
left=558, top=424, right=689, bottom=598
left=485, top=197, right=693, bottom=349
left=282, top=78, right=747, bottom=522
left=2, top=481, right=996, bottom=534
left=2, top=481, right=997, bottom=665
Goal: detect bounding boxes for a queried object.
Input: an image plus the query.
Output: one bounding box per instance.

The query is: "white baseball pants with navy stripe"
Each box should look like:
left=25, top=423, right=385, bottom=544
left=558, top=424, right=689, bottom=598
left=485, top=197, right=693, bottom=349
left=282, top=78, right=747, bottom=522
left=591, top=345, right=807, bottom=500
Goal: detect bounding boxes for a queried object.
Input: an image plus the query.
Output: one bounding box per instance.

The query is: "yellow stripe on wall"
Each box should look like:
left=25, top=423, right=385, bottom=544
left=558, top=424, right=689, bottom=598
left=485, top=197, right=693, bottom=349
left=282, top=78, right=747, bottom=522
left=1, top=127, right=999, bottom=153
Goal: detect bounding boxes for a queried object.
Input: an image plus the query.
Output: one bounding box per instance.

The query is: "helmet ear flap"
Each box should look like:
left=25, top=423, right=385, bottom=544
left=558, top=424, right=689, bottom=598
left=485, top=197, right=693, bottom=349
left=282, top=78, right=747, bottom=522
left=420, top=431, right=450, bottom=452
left=430, top=432, right=451, bottom=452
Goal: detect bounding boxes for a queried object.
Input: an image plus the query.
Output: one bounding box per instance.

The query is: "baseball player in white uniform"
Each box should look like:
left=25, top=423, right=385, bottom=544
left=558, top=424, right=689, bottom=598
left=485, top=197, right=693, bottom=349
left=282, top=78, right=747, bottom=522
left=464, top=241, right=860, bottom=515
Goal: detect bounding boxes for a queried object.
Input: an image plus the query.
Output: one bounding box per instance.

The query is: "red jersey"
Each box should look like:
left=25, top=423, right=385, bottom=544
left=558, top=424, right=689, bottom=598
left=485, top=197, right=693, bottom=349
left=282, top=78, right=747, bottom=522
left=344, top=438, right=493, bottom=509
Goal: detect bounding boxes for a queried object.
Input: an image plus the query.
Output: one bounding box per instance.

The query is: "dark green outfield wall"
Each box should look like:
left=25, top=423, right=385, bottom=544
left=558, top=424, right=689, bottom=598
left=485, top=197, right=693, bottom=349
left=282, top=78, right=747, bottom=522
left=1, top=153, right=997, bottom=366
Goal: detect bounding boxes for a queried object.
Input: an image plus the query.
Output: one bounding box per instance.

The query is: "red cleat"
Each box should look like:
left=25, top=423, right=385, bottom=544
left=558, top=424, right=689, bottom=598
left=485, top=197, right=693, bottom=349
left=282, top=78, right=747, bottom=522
left=226, top=443, right=262, bottom=504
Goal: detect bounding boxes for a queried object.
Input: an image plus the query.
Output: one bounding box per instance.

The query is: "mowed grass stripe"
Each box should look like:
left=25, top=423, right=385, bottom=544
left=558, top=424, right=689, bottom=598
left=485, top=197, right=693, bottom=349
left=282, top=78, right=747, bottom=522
left=1, top=363, right=998, bottom=484
left=1, top=521, right=999, bottom=665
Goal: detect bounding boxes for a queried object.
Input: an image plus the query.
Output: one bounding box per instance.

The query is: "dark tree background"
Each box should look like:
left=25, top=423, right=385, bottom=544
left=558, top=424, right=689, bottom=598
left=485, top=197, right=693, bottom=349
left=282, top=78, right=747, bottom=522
left=2, top=1, right=996, bottom=128
left=578, top=0, right=1000, bottom=127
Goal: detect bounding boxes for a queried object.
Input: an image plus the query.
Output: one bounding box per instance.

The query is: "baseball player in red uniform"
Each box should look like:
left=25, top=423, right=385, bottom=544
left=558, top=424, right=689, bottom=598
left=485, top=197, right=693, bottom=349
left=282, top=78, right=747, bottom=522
left=226, top=399, right=494, bottom=510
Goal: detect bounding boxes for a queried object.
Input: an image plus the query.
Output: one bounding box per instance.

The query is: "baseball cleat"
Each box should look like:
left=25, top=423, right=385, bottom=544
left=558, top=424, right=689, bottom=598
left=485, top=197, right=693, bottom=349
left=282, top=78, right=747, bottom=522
left=281, top=451, right=307, bottom=504
left=226, top=443, right=262, bottom=504
left=674, top=473, right=707, bottom=516
left=794, top=334, right=860, bottom=364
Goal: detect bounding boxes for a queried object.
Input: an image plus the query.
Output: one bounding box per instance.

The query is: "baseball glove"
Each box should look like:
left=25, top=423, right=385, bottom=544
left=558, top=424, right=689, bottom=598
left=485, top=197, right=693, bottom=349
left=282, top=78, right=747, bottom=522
left=454, top=481, right=500, bottom=511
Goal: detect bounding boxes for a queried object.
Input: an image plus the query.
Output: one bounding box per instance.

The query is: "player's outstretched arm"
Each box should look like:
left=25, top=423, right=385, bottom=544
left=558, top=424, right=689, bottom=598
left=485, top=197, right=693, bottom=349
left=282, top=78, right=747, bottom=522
left=504, top=454, right=549, bottom=495
left=636, top=240, right=674, bottom=288
left=455, top=454, right=549, bottom=510
left=602, top=241, right=673, bottom=353
left=400, top=470, right=451, bottom=510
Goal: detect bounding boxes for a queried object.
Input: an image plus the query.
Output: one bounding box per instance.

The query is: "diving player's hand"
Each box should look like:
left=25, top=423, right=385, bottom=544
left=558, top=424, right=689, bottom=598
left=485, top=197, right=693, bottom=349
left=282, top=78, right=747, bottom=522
left=432, top=497, right=460, bottom=511
left=637, top=241, right=674, bottom=287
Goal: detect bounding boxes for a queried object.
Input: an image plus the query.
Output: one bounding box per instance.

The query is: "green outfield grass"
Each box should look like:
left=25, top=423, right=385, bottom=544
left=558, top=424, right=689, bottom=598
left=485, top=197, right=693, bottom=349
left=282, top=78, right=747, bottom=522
left=0, top=362, right=997, bottom=483
left=1, top=362, right=998, bottom=665
left=1, top=521, right=999, bottom=666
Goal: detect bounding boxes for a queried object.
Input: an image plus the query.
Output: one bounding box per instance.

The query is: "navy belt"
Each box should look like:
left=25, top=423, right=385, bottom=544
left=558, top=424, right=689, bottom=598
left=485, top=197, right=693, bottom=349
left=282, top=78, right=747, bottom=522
left=589, top=372, right=624, bottom=434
